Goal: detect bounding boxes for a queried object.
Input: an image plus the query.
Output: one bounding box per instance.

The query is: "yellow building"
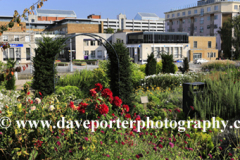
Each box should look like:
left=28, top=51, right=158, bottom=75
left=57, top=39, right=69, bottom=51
left=189, top=36, right=218, bottom=62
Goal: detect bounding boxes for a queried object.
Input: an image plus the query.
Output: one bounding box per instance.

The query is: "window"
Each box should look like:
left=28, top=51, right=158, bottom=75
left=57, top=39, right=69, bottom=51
left=97, top=50, right=102, bottom=58
left=214, top=6, right=218, bottom=10
left=25, top=36, right=30, bottom=42
left=207, top=25, right=210, bottom=29
left=15, top=48, right=21, bottom=61
left=183, top=20, right=185, bottom=24
left=188, top=10, right=191, bottom=15
left=174, top=47, right=178, bottom=58
left=214, top=52, right=216, bottom=57
left=208, top=41, right=212, bottom=48
left=193, top=53, right=202, bottom=60
left=180, top=48, right=182, bottom=58
left=9, top=48, right=14, bottom=60
left=172, top=21, right=175, bottom=25
left=200, top=26, right=204, bottom=33
left=14, top=36, right=19, bottom=41
left=182, top=12, right=185, bottom=16
left=3, top=35, right=8, bottom=41
left=84, top=41, right=89, bottom=46
left=234, top=5, right=238, bottom=10
left=188, top=27, right=190, bottom=31
left=194, top=26, right=197, bottom=31
left=31, top=19, right=35, bottom=22
left=194, top=18, right=197, bottom=22
left=171, top=47, right=173, bottom=55
left=167, top=15, right=170, bottom=18
left=177, top=13, right=180, bottom=17
left=200, top=8, right=204, bottom=16
left=84, top=51, right=89, bottom=56
left=165, top=47, right=169, bottom=54
left=200, top=17, right=204, bottom=24
left=214, top=24, right=218, bottom=29
left=207, top=16, right=210, bottom=21
left=91, top=41, right=95, bottom=46
left=167, top=22, right=169, bottom=26
left=3, top=49, right=8, bottom=61
left=194, top=10, right=198, bottom=14
left=207, top=7, right=211, bottom=12
left=188, top=19, right=191, bottom=23
left=121, top=18, right=124, bottom=30
left=172, top=14, right=175, bottom=17
left=194, top=41, right=197, bottom=48
left=91, top=51, right=95, bottom=58
left=214, top=15, right=218, bottom=20
left=26, top=48, right=30, bottom=60
left=177, top=21, right=178, bottom=24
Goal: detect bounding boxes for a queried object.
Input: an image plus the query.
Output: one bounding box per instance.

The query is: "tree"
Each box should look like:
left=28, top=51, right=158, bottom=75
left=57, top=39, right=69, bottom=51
left=231, top=15, right=240, bottom=59
left=145, top=53, right=157, bottom=76
left=106, top=43, right=134, bottom=107
left=218, top=19, right=232, bottom=59
left=105, top=28, right=114, bottom=33
left=32, top=37, right=66, bottom=97
left=5, top=59, right=17, bottom=90
left=161, top=54, right=175, bottom=73
left=183, top=57, right=189, bottom=73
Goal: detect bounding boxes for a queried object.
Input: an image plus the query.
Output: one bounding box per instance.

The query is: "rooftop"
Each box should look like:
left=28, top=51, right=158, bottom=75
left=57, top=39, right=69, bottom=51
left=36, top=9, right=77, bottom=17
left=134, top=12, right=162, bottom=21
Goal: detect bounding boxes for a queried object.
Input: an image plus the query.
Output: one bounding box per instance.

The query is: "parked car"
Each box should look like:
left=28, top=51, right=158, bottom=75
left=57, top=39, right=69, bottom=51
left=194, top=58, right=209, bottom=64
left=174, top=59, right=184, bottom=63
left=139, top=60, right=147, bottom=65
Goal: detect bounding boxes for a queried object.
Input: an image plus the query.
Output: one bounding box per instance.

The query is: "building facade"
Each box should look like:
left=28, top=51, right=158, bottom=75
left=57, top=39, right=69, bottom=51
left=164, top=0, right=240, bottom=51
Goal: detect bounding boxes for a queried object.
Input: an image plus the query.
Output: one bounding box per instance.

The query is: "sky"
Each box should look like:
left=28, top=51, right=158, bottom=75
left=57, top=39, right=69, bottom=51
left=0, top=0, right=197, bottom=19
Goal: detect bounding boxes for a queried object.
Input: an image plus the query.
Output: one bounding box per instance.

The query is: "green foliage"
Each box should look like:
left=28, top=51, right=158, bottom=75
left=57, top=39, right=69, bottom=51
left=161, top=54, right=175, bottom=73
left=98, top=60, right=109, bottom=71
left=193, top=69, right=240, bottom=120
left=139, top=64, right=146, bottom=73
left=201, top=60, right=236, bottom=71
left=32, top=37, right=66, bottom=97
left=156, top=60, right=162, bottom=74
left=106, top=42, right=134, bottom=107
left=183, top=57, right=189, bottom=73
left=55, top=85, right=83, bottom=101
left=131, top=68, right=145, bottom=88
left=5, top=59, right=16, bottom=90
left=105, top=27, right=114, bottom=33
left=145, top=53, right=157, bottom=76
left=92, top=68, right=110, bottom=89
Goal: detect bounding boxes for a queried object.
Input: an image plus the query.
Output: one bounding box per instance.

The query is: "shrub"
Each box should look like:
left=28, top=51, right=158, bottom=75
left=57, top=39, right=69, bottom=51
left=161, top=54, right=175, bottom=73
left=201, top=60, right=236, bottom=71
left=156, top=60, right=162, bottom=74
left=106, top=43, right=134, bottom=107
left=55, top=85, right=83, bottom=101
left=74, top=62, right=87, bottom=66
left=139, top=64, right=146, bottom=73
left=5, top=59, right=16, bottom=90
left=183, top=57, right=189, bottom=73
left=32, top=37, right=66, bottom=97
left=145, top=53, right=157, bottom=76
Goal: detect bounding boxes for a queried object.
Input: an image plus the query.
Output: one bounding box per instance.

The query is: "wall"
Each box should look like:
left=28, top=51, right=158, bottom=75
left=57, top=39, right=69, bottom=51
left=38, top=16, right=66, bottom=21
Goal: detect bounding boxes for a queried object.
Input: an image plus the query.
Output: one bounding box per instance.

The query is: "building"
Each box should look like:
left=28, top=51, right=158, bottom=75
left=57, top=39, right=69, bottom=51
left=189, top=36, right=218, bottom=61
left=164, top=0, right=240, bottom=52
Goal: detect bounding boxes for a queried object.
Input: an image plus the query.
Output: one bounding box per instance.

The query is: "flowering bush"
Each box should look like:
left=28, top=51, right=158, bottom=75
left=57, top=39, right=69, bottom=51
left=0, top=83, right=239, bottom=159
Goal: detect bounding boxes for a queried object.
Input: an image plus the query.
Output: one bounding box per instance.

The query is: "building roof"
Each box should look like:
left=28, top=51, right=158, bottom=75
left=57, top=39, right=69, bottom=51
left=128, top=32, right=189, bottom=36
left=36, top=9, right=77, bottom=17
left=134, top=12, right=162, bottom=21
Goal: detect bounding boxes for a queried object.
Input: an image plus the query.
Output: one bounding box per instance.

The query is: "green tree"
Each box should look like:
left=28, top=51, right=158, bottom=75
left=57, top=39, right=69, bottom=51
left=183, top=57, right=189, bottom=73
left=5, top=59, right=17, bottom=90
left=231, top=15, right=240, bottom=59
left=161, top=54, right=175, bottom=73
left=145, top=53, right=157, bottom=76
left=106, top=43, right=134, bottom=107
left=105, top=28, right=114, bottom=33
left=218, top=19, right=232, bottom=59
left=32, top=37, right=65, bottom=97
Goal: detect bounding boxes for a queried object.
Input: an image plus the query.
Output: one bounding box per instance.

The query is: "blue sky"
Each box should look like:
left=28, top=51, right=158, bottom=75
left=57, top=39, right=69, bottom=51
left=1, top=0, right=197, bottom=19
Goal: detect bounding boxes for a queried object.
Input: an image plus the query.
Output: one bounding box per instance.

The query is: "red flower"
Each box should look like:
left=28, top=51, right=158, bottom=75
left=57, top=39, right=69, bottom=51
left=219, top=147, right=222, bottom=150
left=95, top=83, right=103, bottom=92
left=158, top=144, right=163, bottom=148
left=108, top=95, right=113, bottom=104
left=69, top=101, right=76, bottom=110
left=184, top=141, right=188, bottom=144
left=122, top=104, right=129, bottom=112
left=34, top=140, right=43, bottom=147
left=190, top=106, right=194, bottom=110
left=125, top=114, right=131, bottom=119
left=101, top=88, right=113, bottom=98
left=30, top=100, right=33, bottom=104
left=98, top=104, right=109, bottom=115
left=57, top=141, right=61, bottom=146
left=0, top=111, right=1, bottom=114
left=135, top=115, right=141, bottom=121
left=186, top=134, right=190, bottom=138
left=121, top=142, right=125, bottom=145
left=113, top=96, right=122, bottom=107
left=90, top=88, right=97, bottom=97
left=39, top=92, right=42, bottom=96
left=168, top=109, right=172, bottom=112
left=27, top=91, right=30, bottom=95
left=112, top=113, right=115, bottom=116
left=77, top=102, right=88, bottom=114
left=136, top=155, right=140, bottom=159
left=229, top=153, right=233, bottom=156
left=175, top=109, right=181, bottom=113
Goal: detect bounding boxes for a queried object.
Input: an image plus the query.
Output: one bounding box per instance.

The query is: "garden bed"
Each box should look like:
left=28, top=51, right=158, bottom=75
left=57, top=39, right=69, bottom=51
left=56, top=62, right=69, bottom=66
left=74, top=62, right=87, bottom=66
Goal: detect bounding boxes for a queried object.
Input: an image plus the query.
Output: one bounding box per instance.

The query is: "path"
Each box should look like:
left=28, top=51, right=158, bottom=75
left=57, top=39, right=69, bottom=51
left=15, top=79, right=31, bottom=91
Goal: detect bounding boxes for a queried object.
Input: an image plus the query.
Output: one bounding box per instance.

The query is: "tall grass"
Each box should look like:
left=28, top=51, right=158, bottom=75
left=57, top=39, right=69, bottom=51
left=193, top=69, right=240, bottom=120
left=201, top=60, right=236, bottom=71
